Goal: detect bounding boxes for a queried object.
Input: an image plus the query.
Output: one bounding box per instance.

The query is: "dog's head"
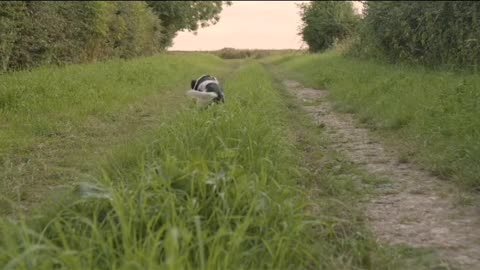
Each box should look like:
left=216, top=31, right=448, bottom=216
left=214, top=90, right=225, bottom=104
left=189, top=75, right=225, bottom=105
left=191, top=75, right=211, bottom=90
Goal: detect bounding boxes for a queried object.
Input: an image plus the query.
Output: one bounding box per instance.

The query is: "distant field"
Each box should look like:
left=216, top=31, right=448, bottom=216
left=268, top=52, right=480, bottom=190
left=169, top=48, right=307, bottom=59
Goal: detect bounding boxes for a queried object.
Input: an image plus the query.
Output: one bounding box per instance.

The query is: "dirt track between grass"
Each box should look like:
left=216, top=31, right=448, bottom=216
left=284, top=79, right=480, bottom=270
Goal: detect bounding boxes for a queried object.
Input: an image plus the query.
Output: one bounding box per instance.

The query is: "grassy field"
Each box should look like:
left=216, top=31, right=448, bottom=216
left=268, top=52, right=480, bottom=190
left=0, top=54, right=443, bottom=269
left=0, top=54, right=234, bottom=215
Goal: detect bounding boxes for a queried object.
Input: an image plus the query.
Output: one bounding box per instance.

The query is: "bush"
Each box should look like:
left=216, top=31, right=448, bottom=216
left=298, top=1, right=359, bottom=52
left=0, top=2, right=166, bottom=72
left=0, top=2, right=27, bottom=71
left=350, top=1, right=480, bottom=70
left=0, top=1, right=232, bottom=72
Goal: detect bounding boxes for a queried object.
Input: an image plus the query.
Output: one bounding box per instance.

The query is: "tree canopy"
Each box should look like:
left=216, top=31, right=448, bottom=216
left=0, top=1, right=232, bottom=72
left=147, top=1, right=232, bottom=48
left=298, top=1, right=359, bottom=52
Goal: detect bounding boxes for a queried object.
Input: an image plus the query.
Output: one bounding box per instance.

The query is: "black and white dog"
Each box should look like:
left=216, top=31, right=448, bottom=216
left=187, top=75, right=225, bottom=107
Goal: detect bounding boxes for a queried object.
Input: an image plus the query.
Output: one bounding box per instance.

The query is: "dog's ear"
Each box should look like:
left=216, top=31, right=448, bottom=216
left=191, top=80, right=196, bottom=89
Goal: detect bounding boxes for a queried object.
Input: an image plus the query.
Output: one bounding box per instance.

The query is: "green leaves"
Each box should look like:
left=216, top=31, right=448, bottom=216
left=146, top=1, right=231, bottom=48
left=0, top=1, right=231, bottom=72
left=356, top=1, right=480, bottom=70
left=0, top=2, right=165, bottom=72
left=298, top=1, right=359, bottom=52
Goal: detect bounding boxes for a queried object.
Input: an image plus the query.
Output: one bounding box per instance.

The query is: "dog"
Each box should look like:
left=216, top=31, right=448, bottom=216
left=187, top=74, right=225, bottom=107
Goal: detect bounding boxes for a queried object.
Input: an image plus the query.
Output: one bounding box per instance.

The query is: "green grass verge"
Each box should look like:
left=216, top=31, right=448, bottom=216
left=269, top=52, right=480, bottom=190
left=270, top=66, right=444, bottom=270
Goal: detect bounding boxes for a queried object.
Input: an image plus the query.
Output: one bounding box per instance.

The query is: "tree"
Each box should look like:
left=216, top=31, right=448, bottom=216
left=147, top=1, right=232, bottom=48
left=0, top=1, right=231, bottom=72
left=298, top=1, right=359, bottom=52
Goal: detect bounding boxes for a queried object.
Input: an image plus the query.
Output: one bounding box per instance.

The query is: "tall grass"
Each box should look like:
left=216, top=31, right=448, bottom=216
left=0, top=52, right=230, bottom=214
left=0, top=53, right=226, bottom=150
left=0, top=63, right=320, bottom=269
left=1, top=54, right=226, bottom=133
left=270, top=52, right=480, bottom=190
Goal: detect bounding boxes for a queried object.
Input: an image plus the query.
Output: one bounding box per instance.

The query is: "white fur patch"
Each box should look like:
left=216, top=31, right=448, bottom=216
left=187, top=90, right=218, bottom=107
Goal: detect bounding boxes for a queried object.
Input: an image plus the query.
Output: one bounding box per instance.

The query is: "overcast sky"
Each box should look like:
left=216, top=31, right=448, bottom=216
left=170, top=1, right=364, bottom=51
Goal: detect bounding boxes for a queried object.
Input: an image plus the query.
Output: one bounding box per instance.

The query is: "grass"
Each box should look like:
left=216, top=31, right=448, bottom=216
left=1, top=62, right=315, bottom=269
left=0, top=53, right=226, bottom=151
left=269, top=67, right=443, bottom=270
left=0, top=53, right=232, bottom=215
left=0, top=56, right=444, bottom=269
left=269, top=51, right=480, bottom=190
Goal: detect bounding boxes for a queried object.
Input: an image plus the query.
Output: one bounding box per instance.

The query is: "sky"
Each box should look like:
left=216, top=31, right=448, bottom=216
left=170, top=1, right=364, bottom=51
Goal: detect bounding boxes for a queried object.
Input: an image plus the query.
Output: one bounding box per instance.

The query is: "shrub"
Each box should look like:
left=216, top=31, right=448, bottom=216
left=298, top=1, right=359, bottom=52
left=0, top=1, right=231, bottom=72
left=0, top=1, right=165, bottom=72
left=350, top=1, right=480, bottom=70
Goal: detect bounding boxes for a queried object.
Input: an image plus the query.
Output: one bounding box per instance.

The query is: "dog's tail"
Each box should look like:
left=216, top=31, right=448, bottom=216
left=186, top=90, right=218, bottom=107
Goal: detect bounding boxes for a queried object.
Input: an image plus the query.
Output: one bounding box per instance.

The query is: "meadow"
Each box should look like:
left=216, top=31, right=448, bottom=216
left=0, top=53, right=443, bottom=269
left=0, top=53, right=231, bottom=215
left=3, top=0, right=478, bottom=268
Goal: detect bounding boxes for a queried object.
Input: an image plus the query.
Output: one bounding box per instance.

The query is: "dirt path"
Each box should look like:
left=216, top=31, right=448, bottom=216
left=284, top=80, right=480, bottom=270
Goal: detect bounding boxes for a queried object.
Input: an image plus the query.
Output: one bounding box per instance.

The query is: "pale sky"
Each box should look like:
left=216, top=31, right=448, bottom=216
left=170, top=1, right=364, bottom=51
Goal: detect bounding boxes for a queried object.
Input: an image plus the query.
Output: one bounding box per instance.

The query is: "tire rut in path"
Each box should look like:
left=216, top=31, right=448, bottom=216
left=284, top=80, right=480, bottom=270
